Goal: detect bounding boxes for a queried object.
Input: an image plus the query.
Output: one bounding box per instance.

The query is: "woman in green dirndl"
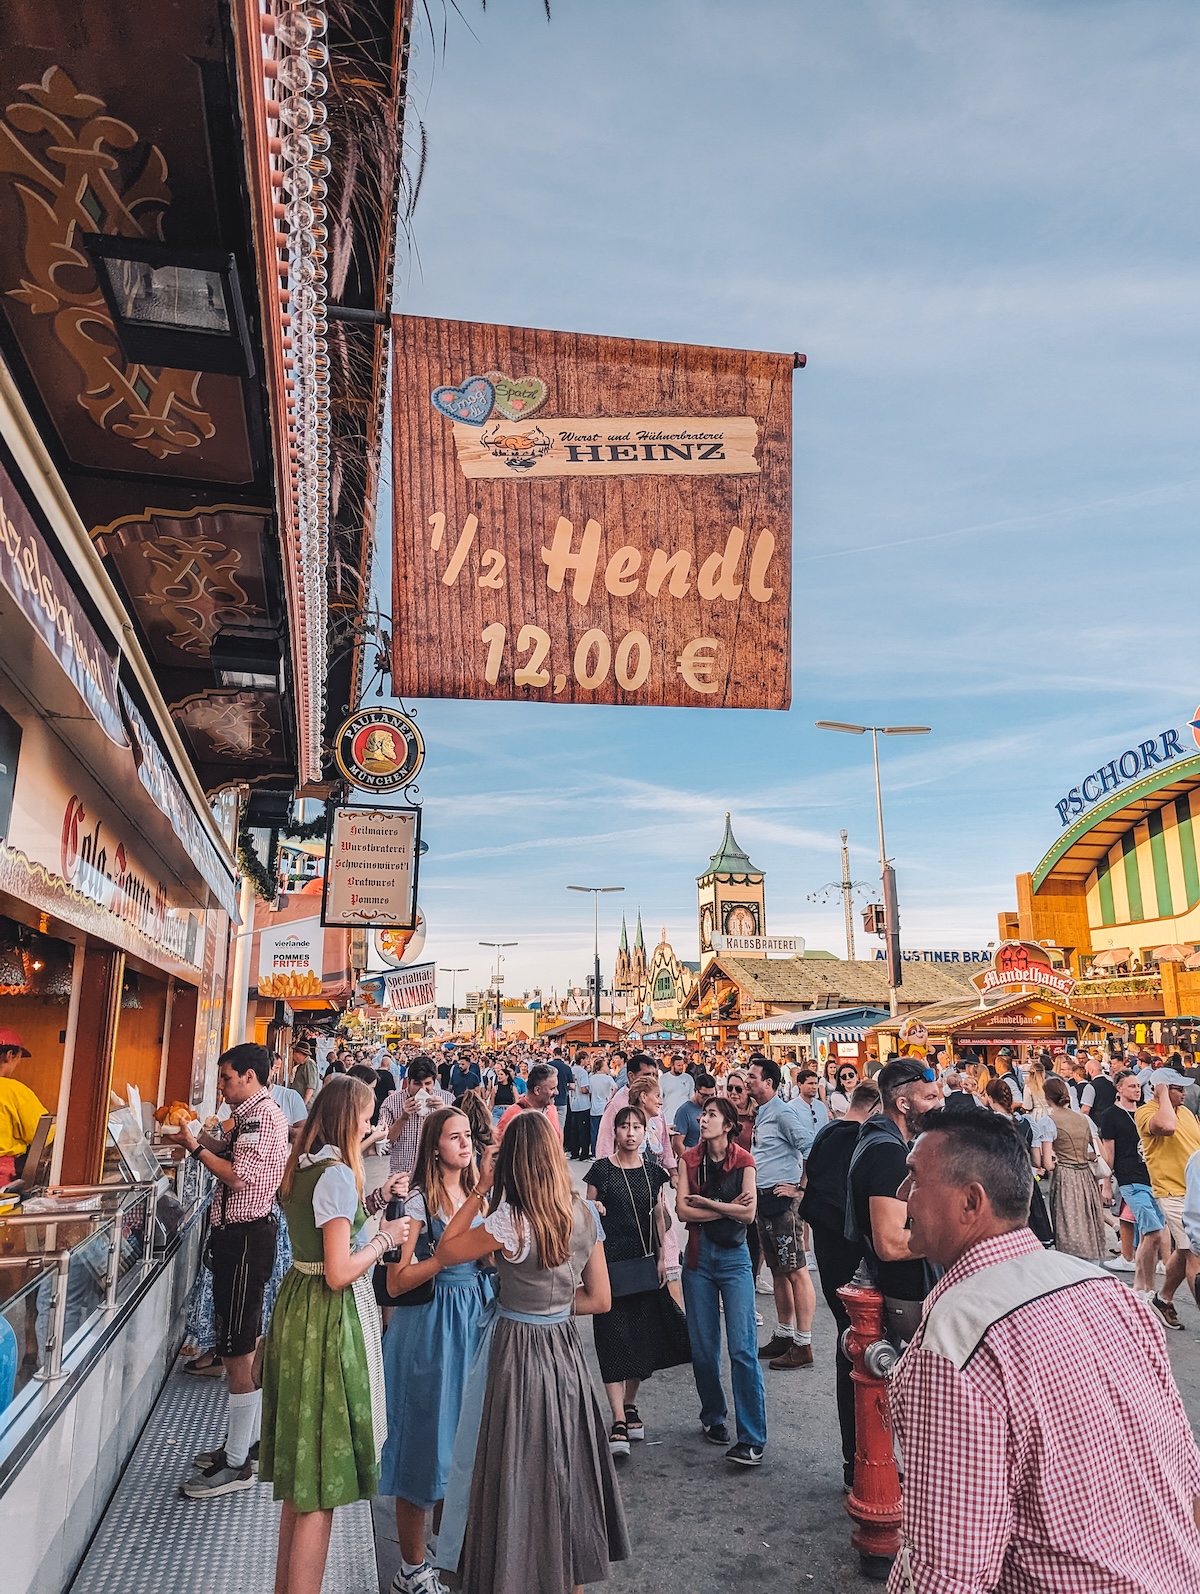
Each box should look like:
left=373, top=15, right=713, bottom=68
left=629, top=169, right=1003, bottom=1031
left=260, top=1074, right=409, bottom=1594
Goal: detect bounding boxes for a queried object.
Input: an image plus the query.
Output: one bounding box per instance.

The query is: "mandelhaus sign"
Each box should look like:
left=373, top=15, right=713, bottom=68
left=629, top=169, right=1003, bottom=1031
left=391, top=316, right=795, bottom=710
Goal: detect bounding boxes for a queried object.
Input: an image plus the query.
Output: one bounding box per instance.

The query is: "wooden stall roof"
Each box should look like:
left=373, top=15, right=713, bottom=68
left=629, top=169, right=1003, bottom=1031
left=684, top=955, right=977, bottom=1011
left=870, top=990, right=1124, bottom=1035
left=539, top=1017, right=623, bottom=1043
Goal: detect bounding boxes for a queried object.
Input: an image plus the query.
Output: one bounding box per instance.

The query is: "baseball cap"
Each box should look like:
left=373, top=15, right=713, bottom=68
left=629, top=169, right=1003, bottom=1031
left=0, top=1028, right=30, bottom=1056
left=1148, top=1067, right=1190, bottom=1087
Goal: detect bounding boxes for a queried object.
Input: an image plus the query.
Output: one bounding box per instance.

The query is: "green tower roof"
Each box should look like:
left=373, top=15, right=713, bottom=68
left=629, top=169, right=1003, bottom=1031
left=700, top=812, right=762, bottom=880
left=618, top=914, right=629, bottom=953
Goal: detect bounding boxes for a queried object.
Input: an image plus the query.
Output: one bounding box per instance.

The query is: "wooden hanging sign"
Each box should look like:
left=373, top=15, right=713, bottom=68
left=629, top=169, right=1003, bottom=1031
left=391, top=317, right=794, bottom=709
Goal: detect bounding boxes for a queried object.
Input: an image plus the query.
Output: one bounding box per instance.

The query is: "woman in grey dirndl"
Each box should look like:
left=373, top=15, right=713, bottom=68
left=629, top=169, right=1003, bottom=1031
left=433, top=1111, right=629, bottom=1594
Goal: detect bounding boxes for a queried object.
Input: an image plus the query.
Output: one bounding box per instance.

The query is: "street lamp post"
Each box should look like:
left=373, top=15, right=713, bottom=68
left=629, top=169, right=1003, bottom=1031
left=440, top=965, right=468, bottom=1035
left=815, top=721, right=931, bottom=1018
left=479, top=941, right=516, bottom=1040
left=567, top=885, right=624, bottom=1042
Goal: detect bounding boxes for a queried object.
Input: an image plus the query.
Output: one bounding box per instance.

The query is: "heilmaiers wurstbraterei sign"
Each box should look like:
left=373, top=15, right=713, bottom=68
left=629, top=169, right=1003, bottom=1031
left=322, top=806, right=421, bottom=929
left=390, top=316, right=795, bottom=710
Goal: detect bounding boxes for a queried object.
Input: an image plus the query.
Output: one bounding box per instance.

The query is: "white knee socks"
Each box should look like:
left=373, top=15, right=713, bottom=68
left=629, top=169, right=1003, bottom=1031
left=226, top=1389, right=261, bottom=1467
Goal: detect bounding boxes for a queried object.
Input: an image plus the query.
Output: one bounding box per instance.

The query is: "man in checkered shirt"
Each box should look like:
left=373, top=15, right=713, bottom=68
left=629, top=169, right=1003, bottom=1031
left=377, top=1055, right=452, bottom=1177
left=177, top=1044, right=290, bottom=1498
left=889, top=1108, right=1200, bottom=1593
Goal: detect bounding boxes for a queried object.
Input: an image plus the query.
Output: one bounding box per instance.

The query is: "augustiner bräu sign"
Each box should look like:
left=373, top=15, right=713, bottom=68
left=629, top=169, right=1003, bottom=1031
left=391, top=316, right=794, bottom=709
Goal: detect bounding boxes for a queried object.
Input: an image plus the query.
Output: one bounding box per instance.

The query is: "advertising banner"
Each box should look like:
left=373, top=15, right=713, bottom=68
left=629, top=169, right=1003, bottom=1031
left=120, top=684, right=239, bottom=917
left=374, top=909, right=426, bottom=968
left=0, top=455, right=127, bottom=746
left=322, top=805, right=420, bottom=928
left=391, top=316, right=793, bottom=709
left=711, top=934, right=801, bottom=954
left=360, top=960, right=437, bottom=1015
left=258, top=915, right=324, bottom=998
left=4, top=711, right=200, bottom=968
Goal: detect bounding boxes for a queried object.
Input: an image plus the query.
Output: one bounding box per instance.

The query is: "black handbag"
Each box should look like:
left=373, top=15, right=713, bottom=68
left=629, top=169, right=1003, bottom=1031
left=608, top=1253, right=660, bottom=1297
left=607, top=1162, right=661, bottom=1298
left=373, top=1197, right=435, bottom=1307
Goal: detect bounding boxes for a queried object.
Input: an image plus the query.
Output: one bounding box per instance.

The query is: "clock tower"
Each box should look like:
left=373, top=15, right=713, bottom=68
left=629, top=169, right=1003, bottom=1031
left=697, top=813, right=766, bottom=963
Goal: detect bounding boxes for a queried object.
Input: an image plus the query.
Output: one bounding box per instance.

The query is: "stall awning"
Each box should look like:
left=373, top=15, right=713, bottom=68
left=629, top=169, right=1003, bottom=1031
left=738, top=1010, right=809, bottom=1033
left=739, top=1006, right=887, bottom=1037
left=820, top=1023, right=874, bottom=1042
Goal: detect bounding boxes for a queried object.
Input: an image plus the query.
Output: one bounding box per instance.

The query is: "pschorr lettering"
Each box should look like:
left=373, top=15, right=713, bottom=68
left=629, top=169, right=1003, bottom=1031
left=1055, top=729, right=1184, bottom=827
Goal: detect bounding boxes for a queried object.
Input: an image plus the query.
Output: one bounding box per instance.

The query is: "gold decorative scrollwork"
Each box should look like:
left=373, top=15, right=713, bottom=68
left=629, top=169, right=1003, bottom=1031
left=0, top=65, right=216, bottom=460
left=141, top=535, right=249, bottom=655
left=176, top=693, right=274, bottom=759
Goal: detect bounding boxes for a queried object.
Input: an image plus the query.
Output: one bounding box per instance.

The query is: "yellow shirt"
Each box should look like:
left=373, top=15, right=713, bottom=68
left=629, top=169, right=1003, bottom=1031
left=0, top=1076, right=48, bottom=1159
left=1135, top=1099, right=1200, bottom=1197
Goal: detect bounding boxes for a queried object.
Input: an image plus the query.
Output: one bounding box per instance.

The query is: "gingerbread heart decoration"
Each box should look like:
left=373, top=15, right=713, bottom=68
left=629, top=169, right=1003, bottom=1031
left=486, top=371, right=548, bottom=422
left=431, top=375, right=495, bottom=426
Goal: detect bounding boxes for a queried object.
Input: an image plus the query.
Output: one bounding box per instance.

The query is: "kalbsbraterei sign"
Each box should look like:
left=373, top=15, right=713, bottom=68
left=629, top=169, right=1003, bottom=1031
left=391, top=316, right=793, bottom=709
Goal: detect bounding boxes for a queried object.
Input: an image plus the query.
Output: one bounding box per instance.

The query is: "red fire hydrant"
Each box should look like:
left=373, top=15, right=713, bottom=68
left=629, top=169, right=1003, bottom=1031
left=838, top=1275, right=902, bottom=1581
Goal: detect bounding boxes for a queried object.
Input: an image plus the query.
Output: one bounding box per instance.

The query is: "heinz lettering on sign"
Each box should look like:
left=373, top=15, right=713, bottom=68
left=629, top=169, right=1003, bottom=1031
left=391, top=316, right=794, bottom=709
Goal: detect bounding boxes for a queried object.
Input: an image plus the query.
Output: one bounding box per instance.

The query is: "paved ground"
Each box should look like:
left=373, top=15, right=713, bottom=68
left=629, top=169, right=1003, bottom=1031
left=68, top=1163, right=1200, bottom=1594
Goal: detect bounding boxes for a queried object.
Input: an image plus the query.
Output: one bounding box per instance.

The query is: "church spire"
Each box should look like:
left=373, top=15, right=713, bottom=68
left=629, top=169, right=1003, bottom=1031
left=634, top=910, right=645, bottom=951
left=619, top=913, right=629, bottom=953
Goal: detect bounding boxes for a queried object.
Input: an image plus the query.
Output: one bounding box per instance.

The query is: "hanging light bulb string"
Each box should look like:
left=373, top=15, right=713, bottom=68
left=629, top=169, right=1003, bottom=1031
left=262, top=1, right=333, bottom=782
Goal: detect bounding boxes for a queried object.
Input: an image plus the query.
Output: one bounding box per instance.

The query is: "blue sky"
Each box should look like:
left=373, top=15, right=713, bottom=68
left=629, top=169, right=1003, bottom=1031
left=368, top=0, right=1200, bottom=1002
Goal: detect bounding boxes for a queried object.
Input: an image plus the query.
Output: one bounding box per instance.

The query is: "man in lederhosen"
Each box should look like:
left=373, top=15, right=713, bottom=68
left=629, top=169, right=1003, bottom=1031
left=178, top=1043, right=289, bottom=1498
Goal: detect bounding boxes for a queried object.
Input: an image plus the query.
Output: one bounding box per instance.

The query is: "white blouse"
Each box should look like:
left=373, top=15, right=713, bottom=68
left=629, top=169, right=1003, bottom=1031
left=483, top=1200, right=530, bottom=1264
left=301, top=1147, right=364, bottom=1238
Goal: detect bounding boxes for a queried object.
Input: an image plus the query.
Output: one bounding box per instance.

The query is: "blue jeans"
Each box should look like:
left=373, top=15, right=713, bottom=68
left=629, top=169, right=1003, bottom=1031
left=589, top=1115, right=601, bottom=1155
left=681, top=1232, right=767, bottom=1449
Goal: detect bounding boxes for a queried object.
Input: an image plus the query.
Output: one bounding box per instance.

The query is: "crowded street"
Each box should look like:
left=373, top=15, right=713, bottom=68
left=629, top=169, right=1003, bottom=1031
left=2, top=2, right=1199, bottom=1593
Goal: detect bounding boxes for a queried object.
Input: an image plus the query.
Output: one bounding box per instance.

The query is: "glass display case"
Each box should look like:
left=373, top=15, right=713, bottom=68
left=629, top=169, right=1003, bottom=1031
left=0, top=1184, right=157, bottom=1437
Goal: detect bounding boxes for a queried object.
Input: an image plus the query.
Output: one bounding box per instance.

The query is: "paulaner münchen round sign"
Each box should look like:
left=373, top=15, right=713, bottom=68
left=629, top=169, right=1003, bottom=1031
left=334, top=706, right=424, bottom=792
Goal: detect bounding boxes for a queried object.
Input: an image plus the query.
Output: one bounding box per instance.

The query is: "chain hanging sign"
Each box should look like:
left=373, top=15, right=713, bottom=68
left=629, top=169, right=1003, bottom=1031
left=333, top=705, right=424, bottom=792
left=391, top=316, right=794, bottom=709
left=321, top=804, right=421, bottom=929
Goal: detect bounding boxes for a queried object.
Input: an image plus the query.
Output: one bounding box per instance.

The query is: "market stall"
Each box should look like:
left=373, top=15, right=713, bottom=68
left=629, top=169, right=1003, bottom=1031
left=870, top=988, right=1123, bottom=1068
left=738, top=1005, right=889, bottom=1069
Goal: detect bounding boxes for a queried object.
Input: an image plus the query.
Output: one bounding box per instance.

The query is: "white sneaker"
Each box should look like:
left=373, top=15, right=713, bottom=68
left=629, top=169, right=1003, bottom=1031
left=754, top=1276, right=774, bottom=1295
left=1105, top=1256, right=1136, bottom=1272
left=391, top=1565, right=449, bottom=1594
left=755, top=1311, right=764, bottom=1326
left=805, top=1251, right=818, bottom=1271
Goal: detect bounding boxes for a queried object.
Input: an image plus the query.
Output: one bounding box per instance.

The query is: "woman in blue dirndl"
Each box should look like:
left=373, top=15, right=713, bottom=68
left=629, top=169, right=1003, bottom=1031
left=380, top=1106, right=491, bottom=1594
